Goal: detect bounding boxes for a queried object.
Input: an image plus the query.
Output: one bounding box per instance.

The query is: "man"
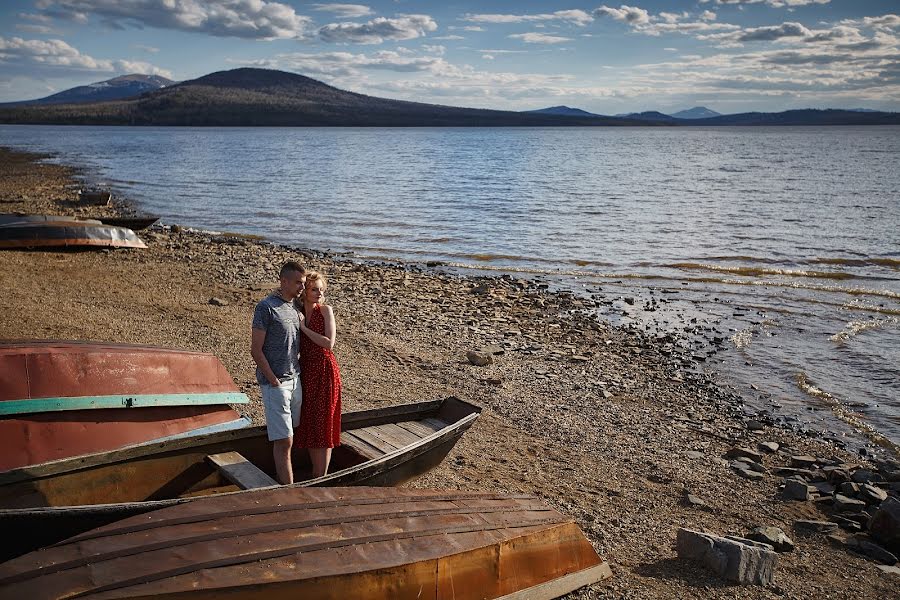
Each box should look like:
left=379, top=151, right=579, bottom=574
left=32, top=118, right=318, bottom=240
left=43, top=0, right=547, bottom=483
left=251, top=260, right=306, bottom=484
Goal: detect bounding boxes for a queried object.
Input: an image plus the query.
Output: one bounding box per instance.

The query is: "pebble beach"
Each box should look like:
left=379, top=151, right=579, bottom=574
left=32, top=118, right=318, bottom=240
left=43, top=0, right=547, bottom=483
left=0, top=146, right=897, bottom=598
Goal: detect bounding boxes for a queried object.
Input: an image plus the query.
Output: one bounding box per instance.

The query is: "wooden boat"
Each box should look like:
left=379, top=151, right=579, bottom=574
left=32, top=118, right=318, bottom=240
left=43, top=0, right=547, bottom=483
left=0, top=340, right=250, bottom=472
left=0, top=215, right=146, bottom=249
left=97, top=215, right=159, bottom=230
left=76, top=188, right=111, bottom=206
left=0, top=486, right=611, bottom=599
left=0, top=397, right=481, bottom=560
left=0, top=213, right=159, bottom=231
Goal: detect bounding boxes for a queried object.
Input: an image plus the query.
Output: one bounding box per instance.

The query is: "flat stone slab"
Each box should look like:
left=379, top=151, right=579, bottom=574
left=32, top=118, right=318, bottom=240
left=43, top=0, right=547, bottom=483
left=794, top=520, right=838, bottom=534
left=676, top=528, right=777, bottom=586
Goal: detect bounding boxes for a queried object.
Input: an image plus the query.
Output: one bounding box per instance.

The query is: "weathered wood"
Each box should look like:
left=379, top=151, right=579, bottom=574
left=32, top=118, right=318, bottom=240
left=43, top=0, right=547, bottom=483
left=340, top=432, right=385, bottom=461
left=370, top=423, right=421, bottom=447
left=352, top=427, right=401, bottom=453
left=206, top=453, right=278, bottom=490
left=422, top=417, right=450, bottom=431
left=0, top=392, right=249, bottom=416
left=496, top=563, right=614, bottom=599
left=395, top=420, right=440, bottom=438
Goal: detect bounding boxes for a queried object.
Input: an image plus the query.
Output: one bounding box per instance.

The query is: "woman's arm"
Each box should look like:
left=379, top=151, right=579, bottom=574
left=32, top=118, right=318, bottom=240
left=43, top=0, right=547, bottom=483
left=301, top=305, right=337, bottom=349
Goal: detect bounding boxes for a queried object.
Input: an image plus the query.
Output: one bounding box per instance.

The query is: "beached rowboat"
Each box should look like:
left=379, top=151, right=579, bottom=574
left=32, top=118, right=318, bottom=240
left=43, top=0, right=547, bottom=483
left=0, top=340, right=250, bottom=472
left=0, top=214, right=145, bottom=249
left=0, top=213, right=160, bottom=231
left=0, top=486, right=611, bottom=599
left=0, top=397, right=481, bottom=560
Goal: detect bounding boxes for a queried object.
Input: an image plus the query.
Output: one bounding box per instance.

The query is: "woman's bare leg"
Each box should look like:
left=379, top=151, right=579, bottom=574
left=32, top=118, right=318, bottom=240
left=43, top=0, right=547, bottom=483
left=309, top=448, right=332, bottom=477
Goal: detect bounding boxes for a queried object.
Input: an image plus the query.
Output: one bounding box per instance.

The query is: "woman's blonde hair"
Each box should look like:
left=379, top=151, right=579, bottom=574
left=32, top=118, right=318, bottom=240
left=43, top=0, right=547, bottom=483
left=303, top=271, right=327, bottom=305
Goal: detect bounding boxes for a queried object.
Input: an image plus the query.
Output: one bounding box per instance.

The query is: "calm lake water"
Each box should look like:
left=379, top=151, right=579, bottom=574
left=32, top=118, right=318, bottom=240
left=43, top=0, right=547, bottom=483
left=2, top=124, right=898, bottom=451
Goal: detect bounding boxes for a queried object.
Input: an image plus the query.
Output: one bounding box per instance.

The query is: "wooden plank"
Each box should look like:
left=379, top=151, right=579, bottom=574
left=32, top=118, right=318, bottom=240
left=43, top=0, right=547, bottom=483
left=371, top=423, right=421, bottom=447
left=339, top=432, right=384, bottom=461
left=205, top=453, right=278, bottom=490
left=495, top=563, right=613, bottom=599
left=421, top=417, right=450, bottom=432
left=0, top=392, right=249, bottom=416
left=351, top=428, right=400, bottom=454
left=395, top=420, right=440, bottom=438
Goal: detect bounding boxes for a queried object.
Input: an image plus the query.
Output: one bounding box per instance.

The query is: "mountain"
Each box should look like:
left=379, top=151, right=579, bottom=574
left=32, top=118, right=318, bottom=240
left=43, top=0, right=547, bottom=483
left=0, top=68, right=648, bottom=127
left=1, top=74, right=174, bottom=106
left=619, top=111, right=678, bottom=122
left=527, top=106, right=603, bottom=118
left=670, top=106, right=720, bottom=119
left=678, top=109, right=900, bottom=126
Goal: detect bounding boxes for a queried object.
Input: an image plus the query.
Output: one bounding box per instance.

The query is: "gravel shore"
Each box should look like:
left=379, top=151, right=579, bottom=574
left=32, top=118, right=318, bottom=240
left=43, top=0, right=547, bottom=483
left=1, top=146, right=897, bottom=598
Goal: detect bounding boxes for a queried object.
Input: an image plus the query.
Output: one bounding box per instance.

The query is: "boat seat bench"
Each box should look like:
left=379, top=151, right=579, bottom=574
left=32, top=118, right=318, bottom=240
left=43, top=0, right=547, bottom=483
left=206, top=452, right=278, bottom=489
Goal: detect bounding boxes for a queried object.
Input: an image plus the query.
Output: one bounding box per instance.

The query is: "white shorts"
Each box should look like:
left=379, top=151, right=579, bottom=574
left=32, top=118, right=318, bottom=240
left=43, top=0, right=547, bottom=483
left=261, top=376, right=302, bottom=441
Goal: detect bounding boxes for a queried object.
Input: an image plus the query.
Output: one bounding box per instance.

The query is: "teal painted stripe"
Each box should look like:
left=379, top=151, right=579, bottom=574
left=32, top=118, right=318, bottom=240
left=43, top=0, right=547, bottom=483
left=0, top=392, right=249, bottom=416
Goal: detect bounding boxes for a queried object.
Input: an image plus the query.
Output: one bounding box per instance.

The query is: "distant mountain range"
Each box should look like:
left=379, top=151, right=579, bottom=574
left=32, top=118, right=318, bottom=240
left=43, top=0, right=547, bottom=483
left=0, top=74, right=173, bottom=107
left=0, top=69, right=897, bottom=126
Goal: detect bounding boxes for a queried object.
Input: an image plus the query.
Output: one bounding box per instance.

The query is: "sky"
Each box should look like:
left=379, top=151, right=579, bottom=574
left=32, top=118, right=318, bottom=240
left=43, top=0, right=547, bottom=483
left=0, top=1, right=898, bottom=113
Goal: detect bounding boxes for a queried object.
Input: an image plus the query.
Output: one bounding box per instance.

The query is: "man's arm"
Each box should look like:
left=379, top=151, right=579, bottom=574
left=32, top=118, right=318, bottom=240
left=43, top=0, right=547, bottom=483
left=251, top=327, right=280, bottom=386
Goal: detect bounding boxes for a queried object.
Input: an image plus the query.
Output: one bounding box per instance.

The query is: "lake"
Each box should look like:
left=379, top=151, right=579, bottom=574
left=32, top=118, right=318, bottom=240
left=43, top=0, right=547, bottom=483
left=1, top=124, right=898, bottom=450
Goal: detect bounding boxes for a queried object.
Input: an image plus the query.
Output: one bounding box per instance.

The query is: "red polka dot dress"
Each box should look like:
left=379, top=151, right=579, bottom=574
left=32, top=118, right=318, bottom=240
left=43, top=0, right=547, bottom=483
left=297, top=304, right=342, bottom=448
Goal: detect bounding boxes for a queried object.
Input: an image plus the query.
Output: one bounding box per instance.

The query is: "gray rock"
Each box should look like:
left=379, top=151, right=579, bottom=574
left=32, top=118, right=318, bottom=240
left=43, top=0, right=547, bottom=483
left=676, top=528, right=777, bottom=585
left=876, top=564, right=900, bottom=576
left=783, top=478, right=811, bottom=501
left=793, top=520, right=838, bottom=534
left=832, top=516, right=864, bottom=532
left=834, top=493, right=867, bottom=512
left=852, top=469, right=877, bottom=484
left=465, top=350, right=493, bottom=366
left=839, top=482, right=860, bottom=496
left=748, top=526, right=795, bottom=553
left=869, top=497, right=900, bottom=553
left=859, top=483, right=888, bottom=505
left=855, top=537, right=899, bottom=565
left=727, top=446, right=763, bottom=462
left=758, top=441, right=779, bottom=454
left=811, top=481, right=835, bottom=496
left=208, top=297, right=229, bottom=306
left=684, top=492, right=707, bottom=508
left=685, top=450, right=704, bottom=460
left=732, top=464, right=765, bottom=481
left=790, top=455, right=817, bottom=468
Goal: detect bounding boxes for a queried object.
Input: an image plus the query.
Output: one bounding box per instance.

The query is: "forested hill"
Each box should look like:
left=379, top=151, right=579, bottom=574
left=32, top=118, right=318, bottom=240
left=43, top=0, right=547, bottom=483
left=0, top=68, right=646, bottom=127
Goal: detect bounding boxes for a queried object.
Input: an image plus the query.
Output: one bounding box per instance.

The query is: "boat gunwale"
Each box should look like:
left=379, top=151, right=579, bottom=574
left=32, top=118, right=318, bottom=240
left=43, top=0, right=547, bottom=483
left=0, top=396, right=477, bottom=487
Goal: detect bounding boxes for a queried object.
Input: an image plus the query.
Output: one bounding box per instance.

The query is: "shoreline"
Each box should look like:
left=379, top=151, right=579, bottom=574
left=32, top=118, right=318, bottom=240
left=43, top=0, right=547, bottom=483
left=1, top=146, right=898, bottom=597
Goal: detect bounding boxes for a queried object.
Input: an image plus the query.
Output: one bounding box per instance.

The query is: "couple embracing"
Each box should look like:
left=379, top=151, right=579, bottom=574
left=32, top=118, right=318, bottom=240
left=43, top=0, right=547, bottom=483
left=250, top=261, right=342, bottom=484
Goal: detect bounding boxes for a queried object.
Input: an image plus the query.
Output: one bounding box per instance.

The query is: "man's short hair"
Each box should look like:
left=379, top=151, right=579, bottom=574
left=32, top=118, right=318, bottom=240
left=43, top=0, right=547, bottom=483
left=279, top=261, right=306, bottom=279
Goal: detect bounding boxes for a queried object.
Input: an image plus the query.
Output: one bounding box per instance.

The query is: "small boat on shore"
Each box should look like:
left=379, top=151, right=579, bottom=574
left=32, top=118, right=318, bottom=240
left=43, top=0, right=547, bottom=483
left=96, top=215, right=159, bottom=230
left=76, top=188, right=111, bottom=206
left=0, top=340, right=250, bottom=472
left=0, top=486, right=610, bottom=599
left=0, top=396, right=481, bottom=560
left=0, top=214, right=145, bottom=249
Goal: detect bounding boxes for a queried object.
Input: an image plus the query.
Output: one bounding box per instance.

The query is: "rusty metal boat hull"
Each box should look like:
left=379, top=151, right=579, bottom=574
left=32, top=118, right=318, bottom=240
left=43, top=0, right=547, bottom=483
left=0, top=397, right=480, bottom=560
left=0, top=216, right=145, bottom=249
left=0, top=340, right=249, bottom=472
left=0, top=486, right=611, bottom=600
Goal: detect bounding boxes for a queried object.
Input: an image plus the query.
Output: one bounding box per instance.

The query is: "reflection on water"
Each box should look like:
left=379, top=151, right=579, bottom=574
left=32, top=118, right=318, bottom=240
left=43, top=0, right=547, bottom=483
left=1, top=124, right=898, bottom=449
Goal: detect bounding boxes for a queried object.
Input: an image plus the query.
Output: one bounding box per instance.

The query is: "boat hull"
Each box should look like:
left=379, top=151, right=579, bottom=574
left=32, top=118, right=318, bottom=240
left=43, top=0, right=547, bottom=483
left=0, top=217, right=145, bottom=249
left=0, top=340, right=249, bottom=471
left=0, top=398, right=480, bottom=560
left=0, top=487, right=611, bottom=600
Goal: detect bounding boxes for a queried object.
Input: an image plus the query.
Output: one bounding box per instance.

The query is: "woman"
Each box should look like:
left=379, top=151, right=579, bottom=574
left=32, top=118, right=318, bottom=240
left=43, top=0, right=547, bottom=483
left=296, top=271, right=342, bottom=477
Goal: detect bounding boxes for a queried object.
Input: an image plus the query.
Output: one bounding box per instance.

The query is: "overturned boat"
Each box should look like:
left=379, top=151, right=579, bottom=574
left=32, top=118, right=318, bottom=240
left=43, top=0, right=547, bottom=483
left=0, top=486, right=611, bottom=599
left=0, top=396, right=481, bottom=560
left=0, top=340, right=250, bottom=473
left=0, top=214, right=145, bottom=249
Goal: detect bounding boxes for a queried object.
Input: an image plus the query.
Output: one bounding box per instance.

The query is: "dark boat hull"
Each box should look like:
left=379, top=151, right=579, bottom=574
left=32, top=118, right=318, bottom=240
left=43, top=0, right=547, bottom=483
left=0, top=397, right=481, bottom=560
left=0, top=487, right=611, bottom=600
left=0, top=216, right=145, bottom=249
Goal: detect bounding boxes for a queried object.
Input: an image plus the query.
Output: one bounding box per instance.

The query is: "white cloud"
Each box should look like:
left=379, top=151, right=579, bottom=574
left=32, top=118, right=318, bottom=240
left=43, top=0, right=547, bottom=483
left=310, top=4, right=372, bottom=18
left=700, top=11, right=717, bottom=22
left=133, top=44, right=159, bottom=53
left=509, top=32, right=572, bottom=44
left=16, top=24, right=57, bottom=34
left=434, top=35, right=464, bottom=40
left=593, top=5, right=650, bottom=26
left=33, top=0, right=312, bottom=40
left=318, top=15, right=437, bottom=44
left=463, top=10, right=594, bottom=26
left=702, top=0, right=830, bottom=6
left=0, top=35, right=172, bottom=77
left=464, top=26, right=485, bottom=32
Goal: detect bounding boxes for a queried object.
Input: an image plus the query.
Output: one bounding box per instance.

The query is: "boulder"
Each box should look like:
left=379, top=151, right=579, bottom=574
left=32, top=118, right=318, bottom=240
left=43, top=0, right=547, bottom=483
left=208, top=297, right=229, bottom=306
left=854, top=536, right=898, bottom=565
left=859, top=483, right=888, bottom=505
left=465, top=350, right=493, bottom=366
left=793, top=520, right=838, bottom=535
left=790, top=455, right=817, bottom=468
left=727, top=447, right=763, bottom=462
left=833, top=493, right=867, bottom=512
left=852, top=469, right=877, bottom=484
left=783, top=478, right=811, bottom=501
left=676, top=528, right=777, bottom=585
left=869, top=497, right=900, bottom=553
left=758, top=441, right=779, bottom=454
left=748, top=526, right=795, bottom=553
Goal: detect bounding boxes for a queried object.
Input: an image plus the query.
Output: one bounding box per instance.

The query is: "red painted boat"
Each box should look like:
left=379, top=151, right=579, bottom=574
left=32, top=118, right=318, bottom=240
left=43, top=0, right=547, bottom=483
left=0, top=340, right=249, bottom=472
left=0, top=214, right=146, bottom=250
